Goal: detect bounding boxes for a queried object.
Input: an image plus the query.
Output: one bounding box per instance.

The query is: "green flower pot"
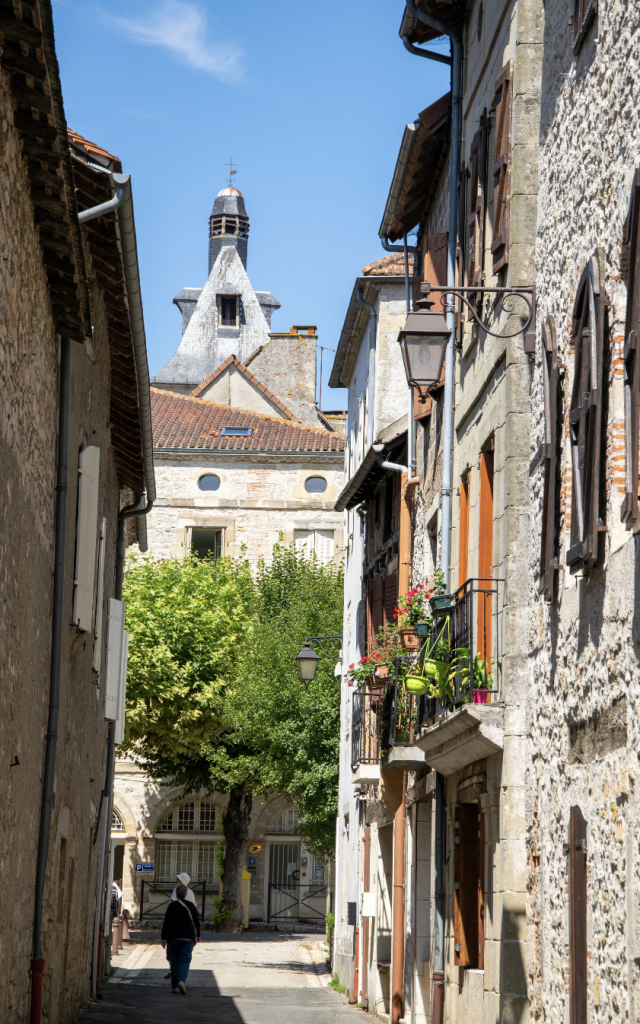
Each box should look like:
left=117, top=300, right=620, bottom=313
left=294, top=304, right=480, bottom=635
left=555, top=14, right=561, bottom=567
left=430, top=594, right=455, bottom=617
left=423, top=659, right=449, bottom=686
left=415, top=621, right=431, bottom=637
left=405, top=674, right=428, bottom=696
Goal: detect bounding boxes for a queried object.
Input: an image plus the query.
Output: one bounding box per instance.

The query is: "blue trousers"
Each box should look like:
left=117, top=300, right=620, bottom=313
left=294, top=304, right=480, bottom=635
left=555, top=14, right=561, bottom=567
left=167, top=938, right=194, bottom=989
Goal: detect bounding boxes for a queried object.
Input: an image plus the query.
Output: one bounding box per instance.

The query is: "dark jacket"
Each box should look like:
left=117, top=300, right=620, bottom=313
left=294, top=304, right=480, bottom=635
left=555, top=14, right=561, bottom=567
left=161, top=899, right=201, bottom=941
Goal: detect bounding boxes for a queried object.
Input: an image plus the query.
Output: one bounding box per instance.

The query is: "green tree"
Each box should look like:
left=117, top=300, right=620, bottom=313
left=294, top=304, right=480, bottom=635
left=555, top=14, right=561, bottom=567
left=122, top=545, right=343, bottom=932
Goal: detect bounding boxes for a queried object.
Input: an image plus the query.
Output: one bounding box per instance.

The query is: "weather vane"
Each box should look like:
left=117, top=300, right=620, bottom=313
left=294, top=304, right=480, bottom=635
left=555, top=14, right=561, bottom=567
left=224, top=157, right=238, bottom=187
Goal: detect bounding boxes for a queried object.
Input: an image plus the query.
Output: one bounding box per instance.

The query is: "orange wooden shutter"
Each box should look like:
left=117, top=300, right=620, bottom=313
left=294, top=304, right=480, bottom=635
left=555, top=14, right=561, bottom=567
left=367, top=577, right=384, bottom=648
left=459, top=473, right=470, bottom=588
left=478, top=449, right=494, bottom=662
left=491, top=62, right=513, bottom=274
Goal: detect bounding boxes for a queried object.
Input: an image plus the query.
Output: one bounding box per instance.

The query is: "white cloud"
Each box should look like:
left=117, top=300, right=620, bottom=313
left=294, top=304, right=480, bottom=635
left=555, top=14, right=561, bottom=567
left=111, top=2, right=243, bottom=82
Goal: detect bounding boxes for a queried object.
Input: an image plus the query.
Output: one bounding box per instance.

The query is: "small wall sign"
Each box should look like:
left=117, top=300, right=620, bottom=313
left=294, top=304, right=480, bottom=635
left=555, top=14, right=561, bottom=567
left=135, top=863, right=155, bottom=873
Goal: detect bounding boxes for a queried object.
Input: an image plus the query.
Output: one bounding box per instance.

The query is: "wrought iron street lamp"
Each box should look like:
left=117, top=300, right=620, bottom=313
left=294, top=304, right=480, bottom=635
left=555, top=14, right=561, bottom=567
left=397, top=282, right=451, bottom=389
left=296, top=642, right=319, bottom=682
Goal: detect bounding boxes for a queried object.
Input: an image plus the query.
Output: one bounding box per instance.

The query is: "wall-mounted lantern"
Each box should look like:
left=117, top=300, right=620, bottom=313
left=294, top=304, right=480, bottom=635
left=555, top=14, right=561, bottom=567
left=397, top=283, right=451, bottom=389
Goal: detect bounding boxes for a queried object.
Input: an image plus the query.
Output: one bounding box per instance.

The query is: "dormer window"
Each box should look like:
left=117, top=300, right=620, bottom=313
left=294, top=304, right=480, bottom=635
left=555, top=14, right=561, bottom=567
left=220, top=295, right=237, bottom=326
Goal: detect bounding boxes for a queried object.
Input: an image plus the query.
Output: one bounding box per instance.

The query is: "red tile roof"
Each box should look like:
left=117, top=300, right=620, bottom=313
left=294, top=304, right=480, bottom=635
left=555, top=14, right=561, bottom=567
left=191, top=355, right=299, bottom=420
left=362, top=252, right=414, bottom=276
left=67, top=129, right=122, bottom=172
left=151, top=388, right=346, bottom=452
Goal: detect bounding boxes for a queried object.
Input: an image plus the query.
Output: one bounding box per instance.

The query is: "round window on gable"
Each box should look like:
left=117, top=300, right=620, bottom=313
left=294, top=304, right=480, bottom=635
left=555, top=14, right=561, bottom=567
left=305, top=476, right=327, bottom=494
left=198, top=474, right=221, bottom=491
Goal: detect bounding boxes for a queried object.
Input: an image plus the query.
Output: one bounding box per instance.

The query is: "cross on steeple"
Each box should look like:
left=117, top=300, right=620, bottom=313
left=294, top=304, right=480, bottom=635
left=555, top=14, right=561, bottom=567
left=224, top=157, right=238, bottom=187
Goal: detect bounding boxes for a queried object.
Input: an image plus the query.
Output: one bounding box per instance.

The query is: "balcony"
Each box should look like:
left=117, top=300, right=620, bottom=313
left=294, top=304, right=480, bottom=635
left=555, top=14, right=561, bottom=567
left=384, top=578, right=505, bottom=776
left=351, top=687, right=384, bottom=783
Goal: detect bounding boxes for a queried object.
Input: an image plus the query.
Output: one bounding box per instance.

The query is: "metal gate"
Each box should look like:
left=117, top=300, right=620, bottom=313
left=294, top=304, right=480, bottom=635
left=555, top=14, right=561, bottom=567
left=268, top=843, right=300, bottom=919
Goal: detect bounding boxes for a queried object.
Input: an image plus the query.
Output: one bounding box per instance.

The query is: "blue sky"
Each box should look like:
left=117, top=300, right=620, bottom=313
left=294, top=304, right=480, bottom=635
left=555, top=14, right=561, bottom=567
left=53, top=1, right=449, bottom=409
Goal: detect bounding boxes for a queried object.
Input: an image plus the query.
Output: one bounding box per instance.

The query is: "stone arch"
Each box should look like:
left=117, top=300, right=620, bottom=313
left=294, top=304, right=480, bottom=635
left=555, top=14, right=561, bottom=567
left=110, top=791, right=137, bottom=837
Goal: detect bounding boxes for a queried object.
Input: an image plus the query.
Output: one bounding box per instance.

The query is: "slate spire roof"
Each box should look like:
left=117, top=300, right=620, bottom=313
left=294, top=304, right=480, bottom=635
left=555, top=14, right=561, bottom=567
left=151, top=388, right=346, bottom=452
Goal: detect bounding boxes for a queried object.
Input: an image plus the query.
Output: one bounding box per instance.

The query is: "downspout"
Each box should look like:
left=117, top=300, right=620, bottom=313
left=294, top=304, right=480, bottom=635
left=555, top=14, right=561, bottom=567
left=392, top=773, right=407, bottom=1024
left=356, top=288, right=377, bottom=453
left=401, top=11, right=463, bottom=1024
left=403, top=234, right=416, bottom=479
left=381, top=235, right=418, bottom=255
left=30, top=335, right=71, bottom=1024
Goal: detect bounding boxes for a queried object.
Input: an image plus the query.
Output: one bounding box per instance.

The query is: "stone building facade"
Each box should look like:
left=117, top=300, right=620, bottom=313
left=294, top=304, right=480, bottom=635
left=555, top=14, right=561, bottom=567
left=0, top=6, right=153, bottom=1021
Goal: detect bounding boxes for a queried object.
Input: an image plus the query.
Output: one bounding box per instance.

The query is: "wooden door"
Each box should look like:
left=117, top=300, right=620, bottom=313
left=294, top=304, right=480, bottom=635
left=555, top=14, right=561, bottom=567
left=454, top=804, right=481, bottom=968
left=459, top=473, right=470, bottom=588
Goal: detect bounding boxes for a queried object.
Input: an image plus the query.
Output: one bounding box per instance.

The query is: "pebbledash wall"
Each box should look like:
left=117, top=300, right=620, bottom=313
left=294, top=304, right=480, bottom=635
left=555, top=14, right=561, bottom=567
left=145, top=452, right=344, bottom=566
left=528, top=3, right=640, bottom=1021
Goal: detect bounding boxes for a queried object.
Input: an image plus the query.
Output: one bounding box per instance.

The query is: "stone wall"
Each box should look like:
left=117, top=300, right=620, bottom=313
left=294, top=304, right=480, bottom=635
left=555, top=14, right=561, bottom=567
left=529, top=1, right=640, bottom=1019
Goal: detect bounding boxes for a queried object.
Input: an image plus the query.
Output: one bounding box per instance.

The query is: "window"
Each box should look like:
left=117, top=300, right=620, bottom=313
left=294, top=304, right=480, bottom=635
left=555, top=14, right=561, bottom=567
left=198, top=474, right=221, bottom=492
left=175, top=842, right=193, bottom=878
left=540, top=317, right=562, bottom=601
left=567, top=252, right=606, bottom=572
left=366, top=575, right=397, bottom=647
left=478, top=447, right=494, bottom=661
left=491, top=62, right=513, bottom=275
left=622, top=170, right=640, bottom=527
left=220, top=426, right=252, bottom=436
left=268, top=808, right=300, bottom=834
left=157, top=841, right=173, bottom=882
left=198, top=843, right=218, bottom=883
left=158, top=799, right=218, bottom=833
left=73, top=445, right=101, bottom=632
left=294, top=529, right=334, bottom=564
left=454, top=803, right=484, bottom=968
left=191, top=529, right=222, bottom=562
left=304, top=476, right=327, bottom=493
left=467, top=112, right=488, bottom=300
left=111, top=808, right=125, bottom=833
left=220, top=295, right=238, bottom=326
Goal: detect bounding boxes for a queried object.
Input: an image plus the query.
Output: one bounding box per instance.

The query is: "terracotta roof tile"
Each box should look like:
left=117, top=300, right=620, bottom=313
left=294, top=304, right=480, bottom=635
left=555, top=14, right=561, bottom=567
left=151, top=388, right=346, bottom=452
left=362, top=252, right=414, bottom=276
left=191, top=355, right=299, bottom=420
left=67, top=129, right=122, bottom=171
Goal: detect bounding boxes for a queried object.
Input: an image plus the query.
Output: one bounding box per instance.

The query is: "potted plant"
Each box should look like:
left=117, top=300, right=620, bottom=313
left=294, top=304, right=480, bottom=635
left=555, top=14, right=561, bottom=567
left=395, top=581, right=434, bottom=649
left=470, top=654, right=499, bottom=703
left=346, top=656, right=375, bottom=688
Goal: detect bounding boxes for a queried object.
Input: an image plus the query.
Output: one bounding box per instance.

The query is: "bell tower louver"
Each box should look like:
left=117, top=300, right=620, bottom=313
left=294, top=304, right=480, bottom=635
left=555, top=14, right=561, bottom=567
left=209, top=186, right=249, bottom=272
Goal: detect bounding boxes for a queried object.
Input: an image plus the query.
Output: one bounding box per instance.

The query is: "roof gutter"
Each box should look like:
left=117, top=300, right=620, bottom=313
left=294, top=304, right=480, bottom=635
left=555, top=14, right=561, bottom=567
left=379, top=122, right=421, bottom=249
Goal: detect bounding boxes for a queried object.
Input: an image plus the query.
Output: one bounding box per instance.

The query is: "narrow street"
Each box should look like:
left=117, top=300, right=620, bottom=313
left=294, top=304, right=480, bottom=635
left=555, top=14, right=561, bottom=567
left=83, top=932, right=361, bottom=1024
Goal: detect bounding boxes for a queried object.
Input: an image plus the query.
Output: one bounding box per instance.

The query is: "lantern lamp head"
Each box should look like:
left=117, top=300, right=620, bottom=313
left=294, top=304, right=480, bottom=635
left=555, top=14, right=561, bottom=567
left=397, top=282, right=451, bottom=389
left=296, top=641, right=319, bottom=682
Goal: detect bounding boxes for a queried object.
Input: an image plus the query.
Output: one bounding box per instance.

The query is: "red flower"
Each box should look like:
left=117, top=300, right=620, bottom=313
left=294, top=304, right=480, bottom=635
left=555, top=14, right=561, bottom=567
left=349, top=663, right=355, bottom=670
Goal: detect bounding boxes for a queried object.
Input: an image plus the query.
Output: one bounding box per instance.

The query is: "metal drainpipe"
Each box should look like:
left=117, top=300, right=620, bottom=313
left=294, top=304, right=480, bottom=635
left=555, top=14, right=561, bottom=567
left=92, top=494, right=148, bottom=994
left=356, top=287, right=377, bottom=452
left=403, top=234, right=416, bottom=478
left=391, top=773, right=407, bottom=1024
left=401, top=11, right=463, bottom=1024
left=30, top=335, right=71, bottom=1024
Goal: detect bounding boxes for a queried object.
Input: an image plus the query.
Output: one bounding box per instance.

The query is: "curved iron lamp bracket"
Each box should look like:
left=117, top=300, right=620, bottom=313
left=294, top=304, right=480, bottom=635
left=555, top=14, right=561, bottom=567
left=426, top=284, right=536, bottom=352
left=306, top=634, right=342, bottom=658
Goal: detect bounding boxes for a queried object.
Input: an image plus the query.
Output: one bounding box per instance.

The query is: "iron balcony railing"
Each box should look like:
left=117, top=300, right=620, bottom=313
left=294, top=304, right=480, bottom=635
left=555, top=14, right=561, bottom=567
left=387, top=577, right=504, bottom=747
left=351, top=686, right=385, bottom=770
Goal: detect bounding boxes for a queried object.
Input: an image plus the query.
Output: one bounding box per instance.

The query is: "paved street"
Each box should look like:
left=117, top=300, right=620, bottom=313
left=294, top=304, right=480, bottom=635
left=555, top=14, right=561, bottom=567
left=83, top=932, right=360, bottom=1023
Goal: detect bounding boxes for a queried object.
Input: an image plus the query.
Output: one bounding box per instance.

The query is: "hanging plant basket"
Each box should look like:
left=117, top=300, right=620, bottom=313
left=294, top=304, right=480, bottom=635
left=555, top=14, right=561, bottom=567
left=405, top=674, right=428, bottom=696
left=400, top=628, right=419, bottom=651
left=423, top=658, right=449, bottom=687
left=415, top=621, right=431, bottom=638
left=430, top=594, right=455, bottom=618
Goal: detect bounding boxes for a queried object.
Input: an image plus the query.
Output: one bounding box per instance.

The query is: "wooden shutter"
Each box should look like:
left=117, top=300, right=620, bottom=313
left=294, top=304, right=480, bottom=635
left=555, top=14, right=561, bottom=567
left=367, top=577, right=384, bottom=647
left=540, top=318, right=561, bottom=600
left=573, top=0, right=597, bottom=53
left=114, top=630, right=129, bottom=745
left=467, top=112, right=488, bottom=304
left=92, top=516, right=107, bottom=673
left=478, top=448, right=494, bottom=661
left=415, top=232, right=449, bottom=418
left=491, top=62, right=513, bottom=275
left=73, top=445, right=101, bottom=633
left=456, top=162, right=466, bottom=340
left=454, top=804, right=479, bottom=968
left=383, top=574, right=398, bottom=626
left=104, top=598, right=125, bottom=721
left=622, top=170, right=640, bottom=526
left=569, top=806, right=587, bottom=1024
left=478, top=809, right=485, bottom=969
left=567, top=252, right=606, bottom=572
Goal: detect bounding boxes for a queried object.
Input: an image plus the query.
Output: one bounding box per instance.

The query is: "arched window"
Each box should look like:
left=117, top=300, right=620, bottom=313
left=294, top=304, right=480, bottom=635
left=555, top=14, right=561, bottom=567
left=157, top=800, right=217, bottom=834
left=111, top=808, right=125, bottom=832
left=268, top=807, right=300, bottom=834
left=304, top=476, right=327, bottom=493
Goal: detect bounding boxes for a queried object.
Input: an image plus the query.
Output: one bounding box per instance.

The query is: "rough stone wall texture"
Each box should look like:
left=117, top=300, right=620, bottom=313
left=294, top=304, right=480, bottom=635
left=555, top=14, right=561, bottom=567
left=145, top=456, right=344, bottom=565
left=155, top=246, right=271, bottom=386
left=0, top=67, right=127, bottom=1024
left=529, top=2, right=640, bottom=1021
left=246, top=329, right=319, bottom=427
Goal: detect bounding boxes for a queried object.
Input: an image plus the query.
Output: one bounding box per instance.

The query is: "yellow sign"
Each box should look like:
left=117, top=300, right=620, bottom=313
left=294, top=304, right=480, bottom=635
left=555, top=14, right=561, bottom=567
left=249, top=844, right=262, bottom=854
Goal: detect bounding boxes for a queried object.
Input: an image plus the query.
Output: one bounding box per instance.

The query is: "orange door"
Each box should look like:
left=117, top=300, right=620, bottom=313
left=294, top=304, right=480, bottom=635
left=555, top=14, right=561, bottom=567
left=478, top=450, right=494, bottom=664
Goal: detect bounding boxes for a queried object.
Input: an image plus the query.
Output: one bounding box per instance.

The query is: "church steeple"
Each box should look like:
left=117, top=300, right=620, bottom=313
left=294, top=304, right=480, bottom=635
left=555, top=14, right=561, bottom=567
left=209, top=186, right=249, bottom=273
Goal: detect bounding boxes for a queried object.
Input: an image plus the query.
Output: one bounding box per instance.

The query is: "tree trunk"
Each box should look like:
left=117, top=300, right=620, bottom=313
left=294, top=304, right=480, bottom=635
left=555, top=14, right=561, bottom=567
left=218, top=783, right=252, bottom=932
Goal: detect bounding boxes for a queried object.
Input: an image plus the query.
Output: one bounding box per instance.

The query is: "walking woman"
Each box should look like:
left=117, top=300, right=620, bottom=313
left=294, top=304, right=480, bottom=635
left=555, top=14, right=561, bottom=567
left=160, top=883, right=201, bottom=994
